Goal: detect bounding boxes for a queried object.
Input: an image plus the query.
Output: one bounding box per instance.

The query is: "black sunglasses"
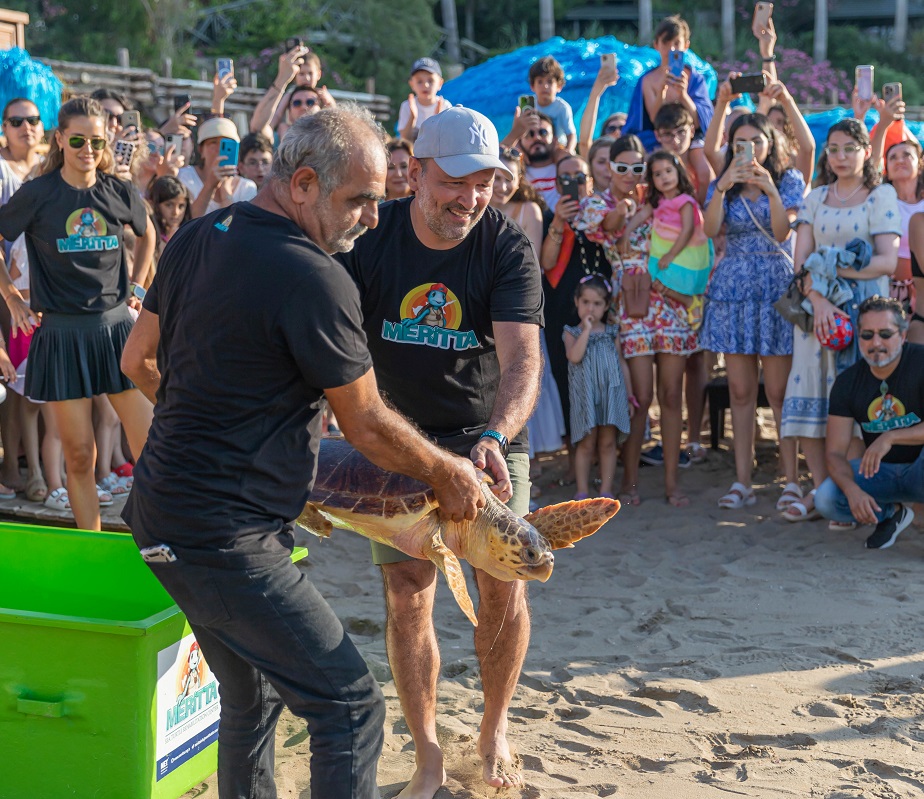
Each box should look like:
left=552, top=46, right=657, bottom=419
left=603, top=123, right=622, bottom=134
left=859, top=329, right=899, bottom=340
left=291, top=98, right=318, bottom=108
left=68, top=135, right=108, bottom=151
left=5, top=115, right=41, bottom=127
left=559, top=172, right=587, bottom=184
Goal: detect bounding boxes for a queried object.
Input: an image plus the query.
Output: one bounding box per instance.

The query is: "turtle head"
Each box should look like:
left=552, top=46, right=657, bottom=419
left=471, top=490, right=554, bottom=583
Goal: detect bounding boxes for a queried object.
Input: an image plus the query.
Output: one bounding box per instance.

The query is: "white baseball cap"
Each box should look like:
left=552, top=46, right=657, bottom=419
left=196, top=117, right=240, bottom=145
left=414, top=105, right=513, bottom=179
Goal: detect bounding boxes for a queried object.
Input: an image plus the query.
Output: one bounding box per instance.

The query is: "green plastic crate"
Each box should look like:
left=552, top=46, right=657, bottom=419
left=0, top=521, right=306, bottom=799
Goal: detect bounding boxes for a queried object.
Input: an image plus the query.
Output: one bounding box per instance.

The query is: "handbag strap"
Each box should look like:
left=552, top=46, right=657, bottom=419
left=740, top=196, right=794, bottom=266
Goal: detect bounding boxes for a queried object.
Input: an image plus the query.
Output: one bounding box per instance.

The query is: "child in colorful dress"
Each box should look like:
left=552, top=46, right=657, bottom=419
left=564, top=275, right=634, bottom=500
left=646, top=150, right=714, bottom=328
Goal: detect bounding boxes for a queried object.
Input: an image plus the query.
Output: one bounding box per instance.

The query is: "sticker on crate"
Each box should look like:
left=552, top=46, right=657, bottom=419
left=155, top=633, right=221, bottom=780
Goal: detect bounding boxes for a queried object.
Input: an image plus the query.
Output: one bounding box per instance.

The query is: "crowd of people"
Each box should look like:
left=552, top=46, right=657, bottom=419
left=2, top=8, right=924, bottom=799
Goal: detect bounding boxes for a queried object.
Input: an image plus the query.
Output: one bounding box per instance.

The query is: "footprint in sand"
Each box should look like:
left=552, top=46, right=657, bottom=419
left=631, top=685, right=720, bottom=714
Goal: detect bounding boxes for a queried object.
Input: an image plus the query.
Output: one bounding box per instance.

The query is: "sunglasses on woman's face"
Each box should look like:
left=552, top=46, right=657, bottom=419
left=859, top=329, right=899, bottom=340
left=603, top=123, right=622, bottom=135
left=68, top=135, right=108, bottom=151
left=610, top=161, right=647, bottom=175
left=291, top=98, right=318, bottom=108
left=5, top=116, right=41, bottom=128
left=825, top=144, right=863, bottom=157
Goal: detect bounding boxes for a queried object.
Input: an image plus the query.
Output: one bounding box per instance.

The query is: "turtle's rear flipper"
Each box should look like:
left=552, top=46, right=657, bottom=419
left=423, top=530, right=477, bottom=627
left=525, top=498, right=620, bottom=549
left=296, top=502, right=333, bottom=538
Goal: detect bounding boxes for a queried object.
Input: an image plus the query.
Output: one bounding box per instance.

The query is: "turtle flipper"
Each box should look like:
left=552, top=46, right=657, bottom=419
left=296, top=503, right=333, bottom=538
left=524, top=498, right=620, bottom=550
left=423, top=530, right=477, bottom=627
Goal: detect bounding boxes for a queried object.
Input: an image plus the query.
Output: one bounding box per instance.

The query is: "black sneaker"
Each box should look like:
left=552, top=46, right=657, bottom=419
left=865, top=504, right=915, bottom=550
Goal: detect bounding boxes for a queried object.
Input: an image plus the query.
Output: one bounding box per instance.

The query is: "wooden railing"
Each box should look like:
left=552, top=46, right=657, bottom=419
left=38, top=57, right=392, bottom=133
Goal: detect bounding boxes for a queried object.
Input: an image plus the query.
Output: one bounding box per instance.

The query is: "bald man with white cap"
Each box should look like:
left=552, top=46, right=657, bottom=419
left=338, top=105, right=543, bottom=796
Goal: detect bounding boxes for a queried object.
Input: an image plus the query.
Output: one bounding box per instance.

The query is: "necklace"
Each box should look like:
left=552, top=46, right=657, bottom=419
left=832, top=179, right=864, bottom=204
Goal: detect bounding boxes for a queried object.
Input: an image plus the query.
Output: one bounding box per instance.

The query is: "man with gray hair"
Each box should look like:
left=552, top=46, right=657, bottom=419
left=121, top=105, right=486, bottom=799
left=338, top=105, right=542, bottom=796
left=816, top=296, right=924, bottom=549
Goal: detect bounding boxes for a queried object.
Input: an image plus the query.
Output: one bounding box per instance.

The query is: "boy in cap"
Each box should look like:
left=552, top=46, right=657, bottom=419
left=398, top=57, right=452, bottom=142
left=338, top=106, right=542, bottom=795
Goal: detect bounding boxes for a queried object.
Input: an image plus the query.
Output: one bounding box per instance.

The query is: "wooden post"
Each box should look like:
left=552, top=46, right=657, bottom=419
left=539, top=0, right=554, bottom=41
left=441, top=0, right=462, bottom=66
left=895, top=0, right=908, bottom=52
left=721, top=0, right=735, bottom=62
left=639, top=0, right=652, bottom=45
left=163, top=57, right=173, bottom=78
left=814, top=0, right=828, bottom=63
left=116, top=48, right=130, bottom=69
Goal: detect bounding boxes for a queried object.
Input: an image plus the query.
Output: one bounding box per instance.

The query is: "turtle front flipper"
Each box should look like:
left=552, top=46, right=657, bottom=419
left=296, top=502, right=333, bottom=538
left=423, top=529, right=478, bottom=627
left=524, top=497, right=620, bottom=549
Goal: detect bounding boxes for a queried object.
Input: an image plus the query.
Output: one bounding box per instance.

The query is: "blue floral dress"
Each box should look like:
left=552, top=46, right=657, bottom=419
left=700, top=169, right=806, bottom=356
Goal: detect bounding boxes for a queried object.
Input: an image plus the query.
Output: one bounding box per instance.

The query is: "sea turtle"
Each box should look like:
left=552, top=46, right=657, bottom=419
left=297, top=438, right=620, bottom=625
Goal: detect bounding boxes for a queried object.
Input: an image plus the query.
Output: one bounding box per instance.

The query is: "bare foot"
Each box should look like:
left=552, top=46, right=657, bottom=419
left=394, top=761, right=446, bottom=799
left=619, top=487, right=641, bottom=506
left=479, top=734, right=524, bottom=789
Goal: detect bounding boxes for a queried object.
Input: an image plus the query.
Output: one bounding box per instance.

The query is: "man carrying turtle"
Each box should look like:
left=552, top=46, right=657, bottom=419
left=338, top=106, right=543, bottom=796
left=121, top=106, right=486, bottom=799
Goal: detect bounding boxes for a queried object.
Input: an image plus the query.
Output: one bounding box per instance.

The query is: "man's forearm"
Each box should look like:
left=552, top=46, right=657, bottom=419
left=826, top=450, right=859, bottom=495
left=486, top=356, right=540, bottom=441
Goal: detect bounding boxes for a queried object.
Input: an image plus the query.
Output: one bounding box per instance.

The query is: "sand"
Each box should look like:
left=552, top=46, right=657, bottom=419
left=181, top=441, right=924, bottom=799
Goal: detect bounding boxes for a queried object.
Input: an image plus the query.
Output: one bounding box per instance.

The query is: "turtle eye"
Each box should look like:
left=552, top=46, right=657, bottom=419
left=521, top=546, right=542, bottom=565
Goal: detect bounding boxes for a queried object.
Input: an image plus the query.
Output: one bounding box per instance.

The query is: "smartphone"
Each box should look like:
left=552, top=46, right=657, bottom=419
left=219, top=137, right=239, bottom=167
left=165, top=133, right=184, bottom=155
left=131, top=283, right=147, bottom=301
left=883, top=82, right=902, bottom=102
left=173, top=93, right=191, bottom=112
left=285, top=36, right=303, bottom=51
left=114, top=139, right=136, bottom=165
left=735, top=140, right=754, bottom=166
left=856, top=65, right=874, bottom=101
left=668, top=49, right=684, bottom=78
left=518, top=95, right=535, bottom=110
left=120, top=110, right=141, bottom=131
left=730, top=72, right=768, bottom=94
left=559, top=176, right=580, bottom=205
left=753, top=2, right=773, bottom=31
left=600, top=52, right=616, bottom=70
left=216, top=57, right=234, bottom=80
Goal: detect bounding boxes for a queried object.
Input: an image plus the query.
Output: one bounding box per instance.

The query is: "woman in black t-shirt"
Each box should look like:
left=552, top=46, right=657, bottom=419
left=0, top=96, right=156, bottom=531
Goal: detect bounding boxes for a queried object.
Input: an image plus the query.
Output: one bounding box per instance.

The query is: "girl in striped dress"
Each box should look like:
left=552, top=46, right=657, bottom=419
left=564, top=275, right=634, bottom=500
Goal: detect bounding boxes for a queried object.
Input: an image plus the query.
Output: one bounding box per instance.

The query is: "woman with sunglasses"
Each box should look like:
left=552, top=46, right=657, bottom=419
left=780, top=119, right=900, bottom=524
left=0, top=98, right=44, bottom=182
left=701, top=113, right=805, bottom=510
left=0, top=96, right=156, bottom=530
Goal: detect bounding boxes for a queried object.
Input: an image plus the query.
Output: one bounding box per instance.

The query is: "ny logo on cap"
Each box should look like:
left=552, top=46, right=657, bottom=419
left=469, top=121, right=489, bottom=148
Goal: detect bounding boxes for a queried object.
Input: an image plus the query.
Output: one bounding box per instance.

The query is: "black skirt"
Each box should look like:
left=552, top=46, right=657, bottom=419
left=25, top=304, right=136, bottom=402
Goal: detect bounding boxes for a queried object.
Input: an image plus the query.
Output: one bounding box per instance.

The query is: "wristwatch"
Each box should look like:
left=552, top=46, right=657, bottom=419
left=479, top=429, right=509, bottom=458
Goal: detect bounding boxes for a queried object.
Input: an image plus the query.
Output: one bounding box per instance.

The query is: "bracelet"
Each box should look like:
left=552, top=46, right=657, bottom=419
left=270, top=81, right=287, bottom=93
left=762, top=55, right=777, bottom=62
left=547, top=226, right=563, bottom=243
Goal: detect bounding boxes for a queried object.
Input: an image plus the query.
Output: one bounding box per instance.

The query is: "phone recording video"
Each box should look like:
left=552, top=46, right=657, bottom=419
left=518, top=95, right=536, bottom=111
left=216, top=58, right=234, bottom=80
left=668, top=50, right=684, bottom=78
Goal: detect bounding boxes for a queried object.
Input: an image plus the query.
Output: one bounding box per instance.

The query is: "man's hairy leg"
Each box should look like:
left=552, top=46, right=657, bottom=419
left=383, top=560, right=446, bottom=799
left=474, top=570, right=530, bottom=789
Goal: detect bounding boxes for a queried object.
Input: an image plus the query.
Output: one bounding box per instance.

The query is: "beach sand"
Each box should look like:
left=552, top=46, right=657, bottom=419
left=182, top=438, right=924, bottom=798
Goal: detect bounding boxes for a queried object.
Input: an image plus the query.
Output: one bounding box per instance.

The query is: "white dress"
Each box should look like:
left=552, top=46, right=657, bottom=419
left=780, top=183, right=900, bottom=439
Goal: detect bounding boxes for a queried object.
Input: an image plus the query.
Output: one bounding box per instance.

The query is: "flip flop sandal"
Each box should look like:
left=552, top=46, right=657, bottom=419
left=828, top=520, right=858, bottom=531
left=775, top=481, right=803, bottom=511
left=96, top=486, right=114, bottom=507
left=718, top=482, right=757, bottom=509
left=25, top=473, right=48, bottom=502
left=99, top=473, right=131, bottom=496
left=0, top=481, right=15, bottom=500
left=686, top=442, right=707, bottom=464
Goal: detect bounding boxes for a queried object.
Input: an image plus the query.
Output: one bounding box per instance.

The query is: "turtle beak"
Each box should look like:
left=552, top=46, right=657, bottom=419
left=519, top=545, right=553, bottom=582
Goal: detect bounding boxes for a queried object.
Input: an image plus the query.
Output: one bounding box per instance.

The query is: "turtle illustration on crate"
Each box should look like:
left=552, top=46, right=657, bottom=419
left=298, top=438, right=620, bottom=625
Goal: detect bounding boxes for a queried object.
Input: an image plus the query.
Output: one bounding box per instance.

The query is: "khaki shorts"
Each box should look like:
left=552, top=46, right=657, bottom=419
left=370, top=451, right=531, bottom=566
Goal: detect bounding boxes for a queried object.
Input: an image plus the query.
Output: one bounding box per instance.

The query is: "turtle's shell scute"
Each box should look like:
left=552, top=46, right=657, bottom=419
left=309, top=438, right=436, bottom=516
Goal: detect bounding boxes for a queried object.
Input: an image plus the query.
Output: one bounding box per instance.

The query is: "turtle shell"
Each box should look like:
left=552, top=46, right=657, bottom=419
left=309, top=437, right=436, bottom=518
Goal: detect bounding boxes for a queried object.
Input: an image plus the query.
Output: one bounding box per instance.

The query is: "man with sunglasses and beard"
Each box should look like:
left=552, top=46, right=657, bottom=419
left=816, top=296, right=924, bottom=549
left=502, top=109, right=560, bottom=209
left=337, top=105, right=542, bottom=796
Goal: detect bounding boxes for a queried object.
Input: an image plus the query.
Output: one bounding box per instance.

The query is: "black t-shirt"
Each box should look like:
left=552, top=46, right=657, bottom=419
left=122, top=203, right=372, bottom=550
left=828, top=343, right=924, bottom=464
left=0, top=171, right=148, bottom=314
left=337, top=198, right=543, bottom=452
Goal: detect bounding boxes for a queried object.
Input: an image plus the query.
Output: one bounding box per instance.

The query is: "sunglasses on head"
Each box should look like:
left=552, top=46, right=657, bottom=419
left=291, top=98, right=318, bottom=108
left=68, top=135, right=107, bottom=151
left=5, top=115, right=41, bottom=128
left=859, top=329, right=899, bottom=340
left=610, top=161, right=647, bottom=175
